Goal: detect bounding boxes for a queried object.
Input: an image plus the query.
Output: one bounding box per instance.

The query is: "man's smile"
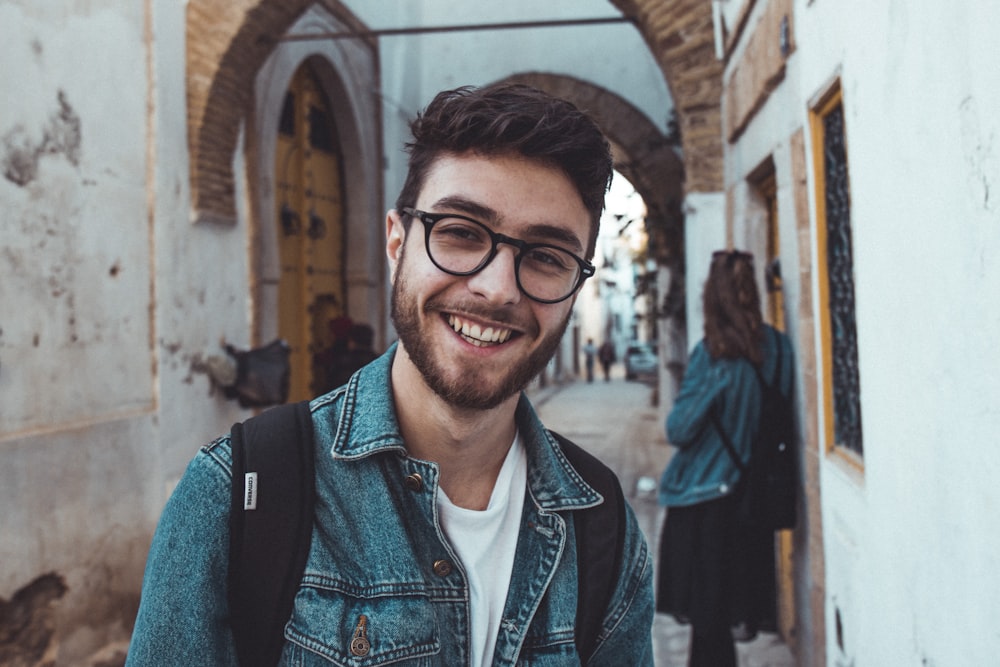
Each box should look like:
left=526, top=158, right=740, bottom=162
left=446, top=313, right=515, bottom=347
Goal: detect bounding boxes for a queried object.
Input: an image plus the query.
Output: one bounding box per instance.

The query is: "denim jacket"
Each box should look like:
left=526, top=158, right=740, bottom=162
left=127, top=346, right=654, bottom=666
left=658, top=325, right=794, bottom=508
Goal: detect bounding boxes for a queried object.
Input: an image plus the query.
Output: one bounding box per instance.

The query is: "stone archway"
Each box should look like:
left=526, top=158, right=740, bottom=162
left=609, top=0, right=724, bottom=195
left=185, top=0, right=372, bottom=225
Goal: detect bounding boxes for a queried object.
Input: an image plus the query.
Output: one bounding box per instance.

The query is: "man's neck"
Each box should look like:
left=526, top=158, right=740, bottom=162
left=391, top=348, right=519, bottom=510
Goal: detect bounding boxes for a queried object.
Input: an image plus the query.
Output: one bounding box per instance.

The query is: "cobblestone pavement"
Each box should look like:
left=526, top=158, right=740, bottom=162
left=531, top=370, right=797, bottom=667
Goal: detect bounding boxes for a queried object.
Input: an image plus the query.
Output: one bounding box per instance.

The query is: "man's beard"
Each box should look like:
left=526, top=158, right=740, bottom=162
left=391, top=265, right=570, bottom=411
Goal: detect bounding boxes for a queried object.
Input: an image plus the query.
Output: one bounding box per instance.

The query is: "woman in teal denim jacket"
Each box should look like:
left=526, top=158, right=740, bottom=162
left=656, top=250, right=794, bottom=667
left=658, top=325, right=792, bottom=507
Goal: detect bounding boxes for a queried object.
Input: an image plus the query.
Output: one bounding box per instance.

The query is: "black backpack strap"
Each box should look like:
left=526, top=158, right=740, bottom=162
left=228, top=400, right=315, bottom=667
left=754, top=326, right=783, bottom=390
left=549, top=431, right=626, bottom=665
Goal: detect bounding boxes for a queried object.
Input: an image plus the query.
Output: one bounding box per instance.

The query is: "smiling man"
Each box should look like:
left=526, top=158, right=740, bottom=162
left=127, top=84, right=653, bottom=667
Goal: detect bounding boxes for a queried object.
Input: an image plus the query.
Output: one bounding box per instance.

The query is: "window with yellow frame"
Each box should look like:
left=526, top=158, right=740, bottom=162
left=811, top=80, right=863, bottom=460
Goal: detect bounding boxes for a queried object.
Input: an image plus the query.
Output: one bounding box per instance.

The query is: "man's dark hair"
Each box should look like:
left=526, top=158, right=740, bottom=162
left=703, top=250, right=764, bottom=365
left=394, top=83, right=613, bottom=258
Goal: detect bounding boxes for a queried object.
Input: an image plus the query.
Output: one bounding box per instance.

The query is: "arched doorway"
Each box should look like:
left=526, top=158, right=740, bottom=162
left=247, top=6, right=383, bottom=405
left=274, top=63, right=346, bottom=401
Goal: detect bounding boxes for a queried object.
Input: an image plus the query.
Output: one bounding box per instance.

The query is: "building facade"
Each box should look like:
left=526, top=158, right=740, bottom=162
left=694, top=1, right=999, bottom=665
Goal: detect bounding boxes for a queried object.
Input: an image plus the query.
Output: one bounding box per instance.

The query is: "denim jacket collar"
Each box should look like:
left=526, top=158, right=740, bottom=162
left=311, top=342, right=602, bottom=513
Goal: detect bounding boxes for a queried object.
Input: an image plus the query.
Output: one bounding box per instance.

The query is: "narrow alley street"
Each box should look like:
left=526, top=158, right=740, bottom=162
left=531, top=369, right=797, bottom=667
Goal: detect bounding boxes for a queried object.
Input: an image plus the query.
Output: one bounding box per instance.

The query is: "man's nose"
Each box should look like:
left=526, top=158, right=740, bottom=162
left=465, top=244, right=522, bottom=305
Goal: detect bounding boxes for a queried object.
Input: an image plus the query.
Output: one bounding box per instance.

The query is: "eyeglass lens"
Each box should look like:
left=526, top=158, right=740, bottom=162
left=427, top=215, right=583, bottom=302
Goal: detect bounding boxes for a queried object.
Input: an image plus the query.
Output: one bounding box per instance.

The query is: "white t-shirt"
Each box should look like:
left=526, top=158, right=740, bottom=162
left=437, top=434, right=527, bottom=667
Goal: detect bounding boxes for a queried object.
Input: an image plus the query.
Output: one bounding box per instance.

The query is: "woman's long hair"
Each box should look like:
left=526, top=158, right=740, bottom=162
left=702, top=250, right=764, bottom=365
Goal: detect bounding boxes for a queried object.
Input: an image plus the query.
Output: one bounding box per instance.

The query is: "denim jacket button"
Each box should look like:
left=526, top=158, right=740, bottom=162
left=350, top=615, right=371, bottom=657
left=433, top=559, right=453, bottom=577
left=404, top=473, right=424, bottom=492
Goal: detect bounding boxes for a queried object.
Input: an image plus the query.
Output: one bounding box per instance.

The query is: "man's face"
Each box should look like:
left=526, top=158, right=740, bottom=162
left=387, top=152, right=592, bottom=410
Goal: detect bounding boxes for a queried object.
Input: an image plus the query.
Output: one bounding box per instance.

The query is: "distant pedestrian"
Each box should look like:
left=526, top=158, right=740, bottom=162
left=656, top=249, right=795, bottom=667
left=598, top=340, right=615, bottom=381
left=583, top=338, right=597, bottom=382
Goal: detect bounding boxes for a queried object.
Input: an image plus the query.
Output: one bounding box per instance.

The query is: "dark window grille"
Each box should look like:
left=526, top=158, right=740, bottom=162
left=822, top=102, right=864, bottom=456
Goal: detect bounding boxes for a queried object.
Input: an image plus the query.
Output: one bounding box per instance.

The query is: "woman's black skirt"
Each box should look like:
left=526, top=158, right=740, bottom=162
left=656, top=492, right=776, bottom=633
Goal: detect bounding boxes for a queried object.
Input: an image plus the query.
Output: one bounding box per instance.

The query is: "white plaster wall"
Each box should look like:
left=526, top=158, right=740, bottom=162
left=0, top=2, right=167, bottom=661
left=803, top=3, right=1000, bottom=665
left=725, top=1, right=1000, bottom=664
left=0, top=3, right=153, bottom=433
left=0, top=2, right=254, bottom=661
left=682, top=191, right=728, bottom=350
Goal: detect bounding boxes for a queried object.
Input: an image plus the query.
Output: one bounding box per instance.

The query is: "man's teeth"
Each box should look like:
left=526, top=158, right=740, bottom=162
left=448, top=315, right=513, bottom=346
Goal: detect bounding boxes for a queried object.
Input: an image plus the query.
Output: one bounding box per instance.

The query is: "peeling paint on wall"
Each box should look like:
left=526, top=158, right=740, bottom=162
left=2, top=90, right=81, bottom=186
left=0, top=573, right=68, bottom=665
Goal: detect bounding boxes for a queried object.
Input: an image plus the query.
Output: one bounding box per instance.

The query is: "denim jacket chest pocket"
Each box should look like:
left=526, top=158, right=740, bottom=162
left=282, top=578, right=442, bottom=666
left=279, top=454, right=462, bottom=665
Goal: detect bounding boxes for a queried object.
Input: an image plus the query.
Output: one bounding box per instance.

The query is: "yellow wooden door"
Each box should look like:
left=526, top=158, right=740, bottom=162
left=275, top=64, right=346, bottom=402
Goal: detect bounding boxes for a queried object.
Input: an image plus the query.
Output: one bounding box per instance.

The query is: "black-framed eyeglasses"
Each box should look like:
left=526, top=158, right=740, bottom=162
left=402, top=207, right=595, bottom=304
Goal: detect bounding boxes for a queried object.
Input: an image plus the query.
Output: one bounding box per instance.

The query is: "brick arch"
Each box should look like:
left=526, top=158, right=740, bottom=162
left=185, top=0, right=367, bottom=224
left=609, top=0, right=724, bottom=194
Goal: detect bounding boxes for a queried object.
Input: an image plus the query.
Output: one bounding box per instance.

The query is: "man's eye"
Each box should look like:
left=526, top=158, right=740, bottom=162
left=525, top=247, right=574, bottom=271
left=436, top=221, right=487, bottom=243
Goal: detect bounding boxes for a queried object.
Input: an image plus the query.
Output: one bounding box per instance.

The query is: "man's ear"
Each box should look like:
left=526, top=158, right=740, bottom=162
left=386, top=209, right=406, bottom=281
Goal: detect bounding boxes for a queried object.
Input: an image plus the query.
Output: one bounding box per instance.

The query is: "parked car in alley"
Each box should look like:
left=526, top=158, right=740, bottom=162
left=624, top=343, right=658, bottom=382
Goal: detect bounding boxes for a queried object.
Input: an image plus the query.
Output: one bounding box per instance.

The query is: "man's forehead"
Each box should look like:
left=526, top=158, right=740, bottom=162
left=418, top=155, right=591, bottom=251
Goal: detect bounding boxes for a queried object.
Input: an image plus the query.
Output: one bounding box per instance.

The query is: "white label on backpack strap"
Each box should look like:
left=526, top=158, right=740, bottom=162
left=244, top=472, right=258, bottom=510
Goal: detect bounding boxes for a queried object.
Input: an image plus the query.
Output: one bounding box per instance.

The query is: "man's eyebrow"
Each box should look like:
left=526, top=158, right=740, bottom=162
left=430, top=196, right=497, bottom=223
left=429, top=196, right=585, bottom=254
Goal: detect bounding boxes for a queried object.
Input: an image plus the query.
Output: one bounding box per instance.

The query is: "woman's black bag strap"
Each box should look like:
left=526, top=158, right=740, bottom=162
left=712, top=405, right=748, bottom=472
left=226, top=409, right=623, bottom=666
left=713, top=329, right=784, bottom=471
